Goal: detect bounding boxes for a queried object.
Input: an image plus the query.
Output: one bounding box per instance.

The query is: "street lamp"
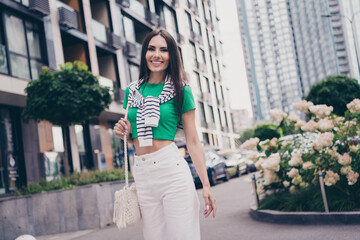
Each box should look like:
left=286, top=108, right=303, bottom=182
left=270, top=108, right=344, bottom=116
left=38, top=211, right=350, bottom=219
left=321, top=11, right=360, bottom=78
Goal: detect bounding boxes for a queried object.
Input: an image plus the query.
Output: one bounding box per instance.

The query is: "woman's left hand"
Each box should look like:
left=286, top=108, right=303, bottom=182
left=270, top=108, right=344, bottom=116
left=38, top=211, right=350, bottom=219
left=202, top=186, right=216, bottom=218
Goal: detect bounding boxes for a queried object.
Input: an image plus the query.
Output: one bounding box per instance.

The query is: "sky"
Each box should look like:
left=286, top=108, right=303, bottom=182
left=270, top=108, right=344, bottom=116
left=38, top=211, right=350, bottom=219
left=215, top=0, right=252, bottom=116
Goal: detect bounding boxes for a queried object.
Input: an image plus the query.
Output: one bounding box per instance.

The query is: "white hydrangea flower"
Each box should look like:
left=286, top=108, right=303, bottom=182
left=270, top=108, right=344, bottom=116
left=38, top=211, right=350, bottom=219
left=270, top=108, right=287, bottom=123
left=241, top=137, right=260, bottom=151
left=283, top=180, right=290, bottom=187
left=301, top=120, right=318, bottom=132
left=288, top=113, right=300, bottom=122
left=346, top=98, right=360, bottom=114
left=287, top=168, right=299, bottom=178
left=309, top=104, right=333, bottom=118
left=340, top=165, right=352, bottom=175
left=338, top=153, right=352, bottom=166
left=263, top=169, right=280, bottom=185
left=317, top=118, right=334, bottom=132
left=293, top=100, right=314, bottom=113
left=302, top=161, right=314, bottom=170
left=288, top=152, right=303, bottom=167
left=347, top=170, right=359, bottom=185
left=262, top=154, right=281, bottom=172
left=324, top=170, right=340, bottom=186
left=291, top=175, right=302, bottom=185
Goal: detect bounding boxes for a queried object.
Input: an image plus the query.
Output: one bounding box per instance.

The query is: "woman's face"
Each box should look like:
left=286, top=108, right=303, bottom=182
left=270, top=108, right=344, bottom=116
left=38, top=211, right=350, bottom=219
left=146, top=35, right=170, bottom=74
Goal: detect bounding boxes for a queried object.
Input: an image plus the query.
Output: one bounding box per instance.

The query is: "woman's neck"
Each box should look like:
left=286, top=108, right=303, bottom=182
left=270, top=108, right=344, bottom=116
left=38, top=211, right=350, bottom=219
left=148, top=71, right=166, bottom=84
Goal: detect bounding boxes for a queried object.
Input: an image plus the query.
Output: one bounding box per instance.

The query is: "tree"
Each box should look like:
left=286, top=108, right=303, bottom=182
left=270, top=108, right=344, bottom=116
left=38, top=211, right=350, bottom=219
left=305, top=75, right=360, bottom=116
left=239, top=128, right=255, bottom=143
left=23, top=61, right=112, bottom=176
left=253, top=123, right=280, bottom=141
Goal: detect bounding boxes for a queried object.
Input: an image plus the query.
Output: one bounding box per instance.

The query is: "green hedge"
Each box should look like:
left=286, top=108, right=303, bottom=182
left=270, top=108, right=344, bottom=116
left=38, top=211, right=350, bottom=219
left=14, top=168, right=131, bottom=196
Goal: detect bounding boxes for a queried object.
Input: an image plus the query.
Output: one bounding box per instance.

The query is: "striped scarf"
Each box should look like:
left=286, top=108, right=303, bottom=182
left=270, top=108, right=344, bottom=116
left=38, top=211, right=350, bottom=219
left=128, top=76, right=176, bottom=147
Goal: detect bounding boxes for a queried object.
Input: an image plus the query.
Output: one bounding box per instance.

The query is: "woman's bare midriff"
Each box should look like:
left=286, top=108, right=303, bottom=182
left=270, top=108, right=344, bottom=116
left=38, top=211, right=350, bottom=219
left=132, top=138, right=174, bottom=156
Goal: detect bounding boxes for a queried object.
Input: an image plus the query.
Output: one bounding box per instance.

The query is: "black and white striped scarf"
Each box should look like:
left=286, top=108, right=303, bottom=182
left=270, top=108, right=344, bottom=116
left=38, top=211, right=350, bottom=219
left=128, top=76, right=176, bottom=147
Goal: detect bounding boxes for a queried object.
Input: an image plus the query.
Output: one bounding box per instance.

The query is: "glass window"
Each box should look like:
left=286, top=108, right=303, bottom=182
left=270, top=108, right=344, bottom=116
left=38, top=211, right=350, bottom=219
left=129, top=63, right=139, bottom=82
left=198, top=102, right=207, bottom=128
left=190, top=43, right=197, bottom=67
left=185, top=11, right=192, bottom=37
left=163, top=5, right=178, bottom=38
left=203, top=76, right=210, bottom=92
left=208, top=106, right=215, bottom=122
left=123, top=16, right=136, bottom=42
left=4, top=12, right=44, bottom=79
left=194, top=71, right=202, bottom=96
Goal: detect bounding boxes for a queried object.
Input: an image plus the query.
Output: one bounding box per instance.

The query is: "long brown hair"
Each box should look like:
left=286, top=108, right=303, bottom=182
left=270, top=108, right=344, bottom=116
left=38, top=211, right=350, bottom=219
left=139, top=28, right=187, bottom=114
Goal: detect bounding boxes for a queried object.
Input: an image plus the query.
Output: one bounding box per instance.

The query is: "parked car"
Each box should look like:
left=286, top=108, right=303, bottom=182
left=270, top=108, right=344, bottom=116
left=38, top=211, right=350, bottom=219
left=220, top=152, right=247, bottom=177
left=176, top=142, right=229, bottom=187
left=219, top=151, right=256, bottom=177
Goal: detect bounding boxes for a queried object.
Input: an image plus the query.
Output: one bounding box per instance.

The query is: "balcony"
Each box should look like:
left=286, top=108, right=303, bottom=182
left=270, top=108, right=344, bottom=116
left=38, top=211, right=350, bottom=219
left=145, top=11, right=159, bottom=25
left=57, top=1, right=79, bottom=30
left=126, top=41, right=142, bottom=59
left=188, top=2, right=199, bottom=16
left=176, top=33, right=185, bottom=44
left=0, top=44, right=8, bottom=74
left=207, top=122, right=215, bottom=129
left=119, top=0, right=159, bottom=26
left=190, top=31, right=202, bottom=44
left=29, top=0, right=50, bottom=15
left=92, top=19, right=108, bottom=43
left=98, top=76, right=115, bottom=98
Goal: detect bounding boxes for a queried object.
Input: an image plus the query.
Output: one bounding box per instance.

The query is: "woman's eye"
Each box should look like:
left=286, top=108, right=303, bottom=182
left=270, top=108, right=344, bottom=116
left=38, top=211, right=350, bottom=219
left=161, top=49, right=168, bottom=52
left=147, top=48, right=154, bottom=51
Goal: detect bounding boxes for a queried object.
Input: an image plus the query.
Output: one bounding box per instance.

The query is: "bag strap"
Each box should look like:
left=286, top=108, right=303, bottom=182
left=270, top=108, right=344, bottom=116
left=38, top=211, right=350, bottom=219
left=124, top=102, right=130, bottom=188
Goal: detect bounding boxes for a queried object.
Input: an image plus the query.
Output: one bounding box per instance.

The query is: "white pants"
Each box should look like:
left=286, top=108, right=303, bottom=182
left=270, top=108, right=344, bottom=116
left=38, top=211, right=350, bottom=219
left=133, top=143, right=200, bottom=240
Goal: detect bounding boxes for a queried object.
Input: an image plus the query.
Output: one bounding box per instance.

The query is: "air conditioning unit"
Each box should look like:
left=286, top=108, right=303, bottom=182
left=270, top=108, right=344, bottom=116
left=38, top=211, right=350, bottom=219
left=108, top=32, right=122, bottom=49
left=29, top=0, right=50, bottom=16
left=116, top=0, right=130, bottom=8
left=58, top=6, right=78, bottom=29
left=146, top=11, right=159, bottom=26
left=126, top=41, right=137, bottom=58
left=176, top=33, right=185, bottom=44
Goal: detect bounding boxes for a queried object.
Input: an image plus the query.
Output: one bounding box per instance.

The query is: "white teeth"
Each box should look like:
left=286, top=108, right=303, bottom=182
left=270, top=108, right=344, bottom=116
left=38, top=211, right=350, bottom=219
left=152, top=61, right=161, bottom=64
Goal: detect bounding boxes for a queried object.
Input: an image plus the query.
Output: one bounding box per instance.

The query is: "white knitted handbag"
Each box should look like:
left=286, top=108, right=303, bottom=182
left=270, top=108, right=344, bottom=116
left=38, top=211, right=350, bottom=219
left=113, top=103, right=141, bottom=230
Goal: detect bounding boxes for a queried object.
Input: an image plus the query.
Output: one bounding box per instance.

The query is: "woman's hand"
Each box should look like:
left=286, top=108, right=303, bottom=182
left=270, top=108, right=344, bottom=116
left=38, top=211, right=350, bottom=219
left=113, top=118, right=131, bottom=140
left=202, top=186, right=216, bottom=218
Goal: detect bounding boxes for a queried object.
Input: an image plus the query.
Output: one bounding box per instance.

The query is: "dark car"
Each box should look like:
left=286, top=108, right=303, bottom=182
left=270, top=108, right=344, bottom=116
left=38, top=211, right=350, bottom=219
left=183, top=146, right=229, bottom=187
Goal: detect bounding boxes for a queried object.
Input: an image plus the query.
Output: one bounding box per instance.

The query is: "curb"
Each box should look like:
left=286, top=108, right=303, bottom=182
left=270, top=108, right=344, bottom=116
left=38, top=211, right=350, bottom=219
left=249, top=206, right=360, bottom=225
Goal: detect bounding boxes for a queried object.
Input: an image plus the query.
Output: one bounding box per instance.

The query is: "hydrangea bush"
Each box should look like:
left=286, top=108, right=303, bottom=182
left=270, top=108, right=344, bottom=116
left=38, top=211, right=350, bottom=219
left=242, top=99, right=360, bottom=211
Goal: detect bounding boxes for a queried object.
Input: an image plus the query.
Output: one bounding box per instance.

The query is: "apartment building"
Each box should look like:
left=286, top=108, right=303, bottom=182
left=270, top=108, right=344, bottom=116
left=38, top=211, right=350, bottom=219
left=0, top=0, right=236, bottom=195
left=235, top=0, right=350, bottom=123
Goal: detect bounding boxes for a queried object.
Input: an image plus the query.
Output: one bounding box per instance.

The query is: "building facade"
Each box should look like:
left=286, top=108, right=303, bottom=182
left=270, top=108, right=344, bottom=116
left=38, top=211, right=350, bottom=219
left=235, top=0, right=359, bottom=123
left=0, top=0, right=236, bottom=195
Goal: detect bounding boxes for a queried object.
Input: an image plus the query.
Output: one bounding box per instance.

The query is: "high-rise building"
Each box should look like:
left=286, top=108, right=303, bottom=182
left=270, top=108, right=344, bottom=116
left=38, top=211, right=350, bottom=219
left=236, top=0, right=359, bottom=123
left=328, top=0, right=360, bottom=80
left=0, top=0, right=236, bottom=195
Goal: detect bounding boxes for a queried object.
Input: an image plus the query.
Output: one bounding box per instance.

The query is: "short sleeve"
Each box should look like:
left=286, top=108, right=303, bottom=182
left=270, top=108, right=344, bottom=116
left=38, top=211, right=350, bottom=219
left=181, top=85, right=196, bottom=114
left=123, top=86, right=130, bottom=110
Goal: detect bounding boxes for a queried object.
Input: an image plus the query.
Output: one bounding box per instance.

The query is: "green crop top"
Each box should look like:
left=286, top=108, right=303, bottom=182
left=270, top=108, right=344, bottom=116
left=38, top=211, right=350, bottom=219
left=123, top=83, right=196, bottom=141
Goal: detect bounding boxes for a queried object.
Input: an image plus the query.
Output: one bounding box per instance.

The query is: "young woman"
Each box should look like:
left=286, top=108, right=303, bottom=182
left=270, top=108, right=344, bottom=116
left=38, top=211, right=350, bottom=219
left=113, top=29, right=216, bottom=240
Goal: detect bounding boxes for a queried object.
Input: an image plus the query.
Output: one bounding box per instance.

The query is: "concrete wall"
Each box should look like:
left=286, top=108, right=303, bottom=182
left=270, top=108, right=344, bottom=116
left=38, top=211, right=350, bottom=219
left=0, top=180, right=127, bottom=240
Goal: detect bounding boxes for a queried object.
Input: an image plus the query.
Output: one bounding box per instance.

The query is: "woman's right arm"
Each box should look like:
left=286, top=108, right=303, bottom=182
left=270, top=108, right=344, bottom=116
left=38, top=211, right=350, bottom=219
left=114, top=118, right=134, bottom=144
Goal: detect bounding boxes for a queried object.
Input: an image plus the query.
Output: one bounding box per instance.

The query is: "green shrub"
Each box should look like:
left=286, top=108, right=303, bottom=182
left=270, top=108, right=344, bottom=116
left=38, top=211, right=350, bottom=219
left=254, top=123, right=281, bottom=141
left=15, top=168, right=128, bottom=196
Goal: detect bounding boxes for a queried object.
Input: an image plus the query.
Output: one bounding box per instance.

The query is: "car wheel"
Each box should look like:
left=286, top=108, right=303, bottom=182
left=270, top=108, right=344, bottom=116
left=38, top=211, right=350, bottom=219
left=209, top=170, right=217, bottom=186
left=235, top=167, right=240, bottom=177
left=224, top=170, right=230, bottom=182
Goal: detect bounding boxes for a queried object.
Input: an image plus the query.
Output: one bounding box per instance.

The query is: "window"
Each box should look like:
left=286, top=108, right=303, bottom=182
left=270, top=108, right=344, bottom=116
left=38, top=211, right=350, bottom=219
left=190, top=43, right=197, bottom=68
left=4, top=12, right=45, bottom=79
left=194, top=71, right=202, bottom=96
left=203, top=76, right=210, bottom=92
left=123, top=16, right=136, bottom=42
left=129, top=63, right=139, bottom=82
left=185, top=11, right=192, bottom=37
left=199, top=102, right=207, bottom=128
left=208, top=105, right=215, bottom=123
left=163, top=5, right=178, bottom=38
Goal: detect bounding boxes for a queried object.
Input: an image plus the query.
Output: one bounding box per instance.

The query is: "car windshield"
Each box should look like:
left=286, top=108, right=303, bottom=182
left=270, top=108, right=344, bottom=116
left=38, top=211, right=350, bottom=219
left=224, top=153, right=242, bottom=160
left=205, top=151, right=221, bottom=162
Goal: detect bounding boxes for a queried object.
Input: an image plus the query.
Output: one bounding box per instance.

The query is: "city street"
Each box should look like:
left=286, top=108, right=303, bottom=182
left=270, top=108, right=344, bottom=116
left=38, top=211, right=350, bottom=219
left=36, top=175, right=360, bottom=240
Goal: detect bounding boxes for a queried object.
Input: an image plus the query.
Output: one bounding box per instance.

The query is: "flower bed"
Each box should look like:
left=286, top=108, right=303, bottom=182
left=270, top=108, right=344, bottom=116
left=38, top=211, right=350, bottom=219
left=243, top=99, right=360, bottom=212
